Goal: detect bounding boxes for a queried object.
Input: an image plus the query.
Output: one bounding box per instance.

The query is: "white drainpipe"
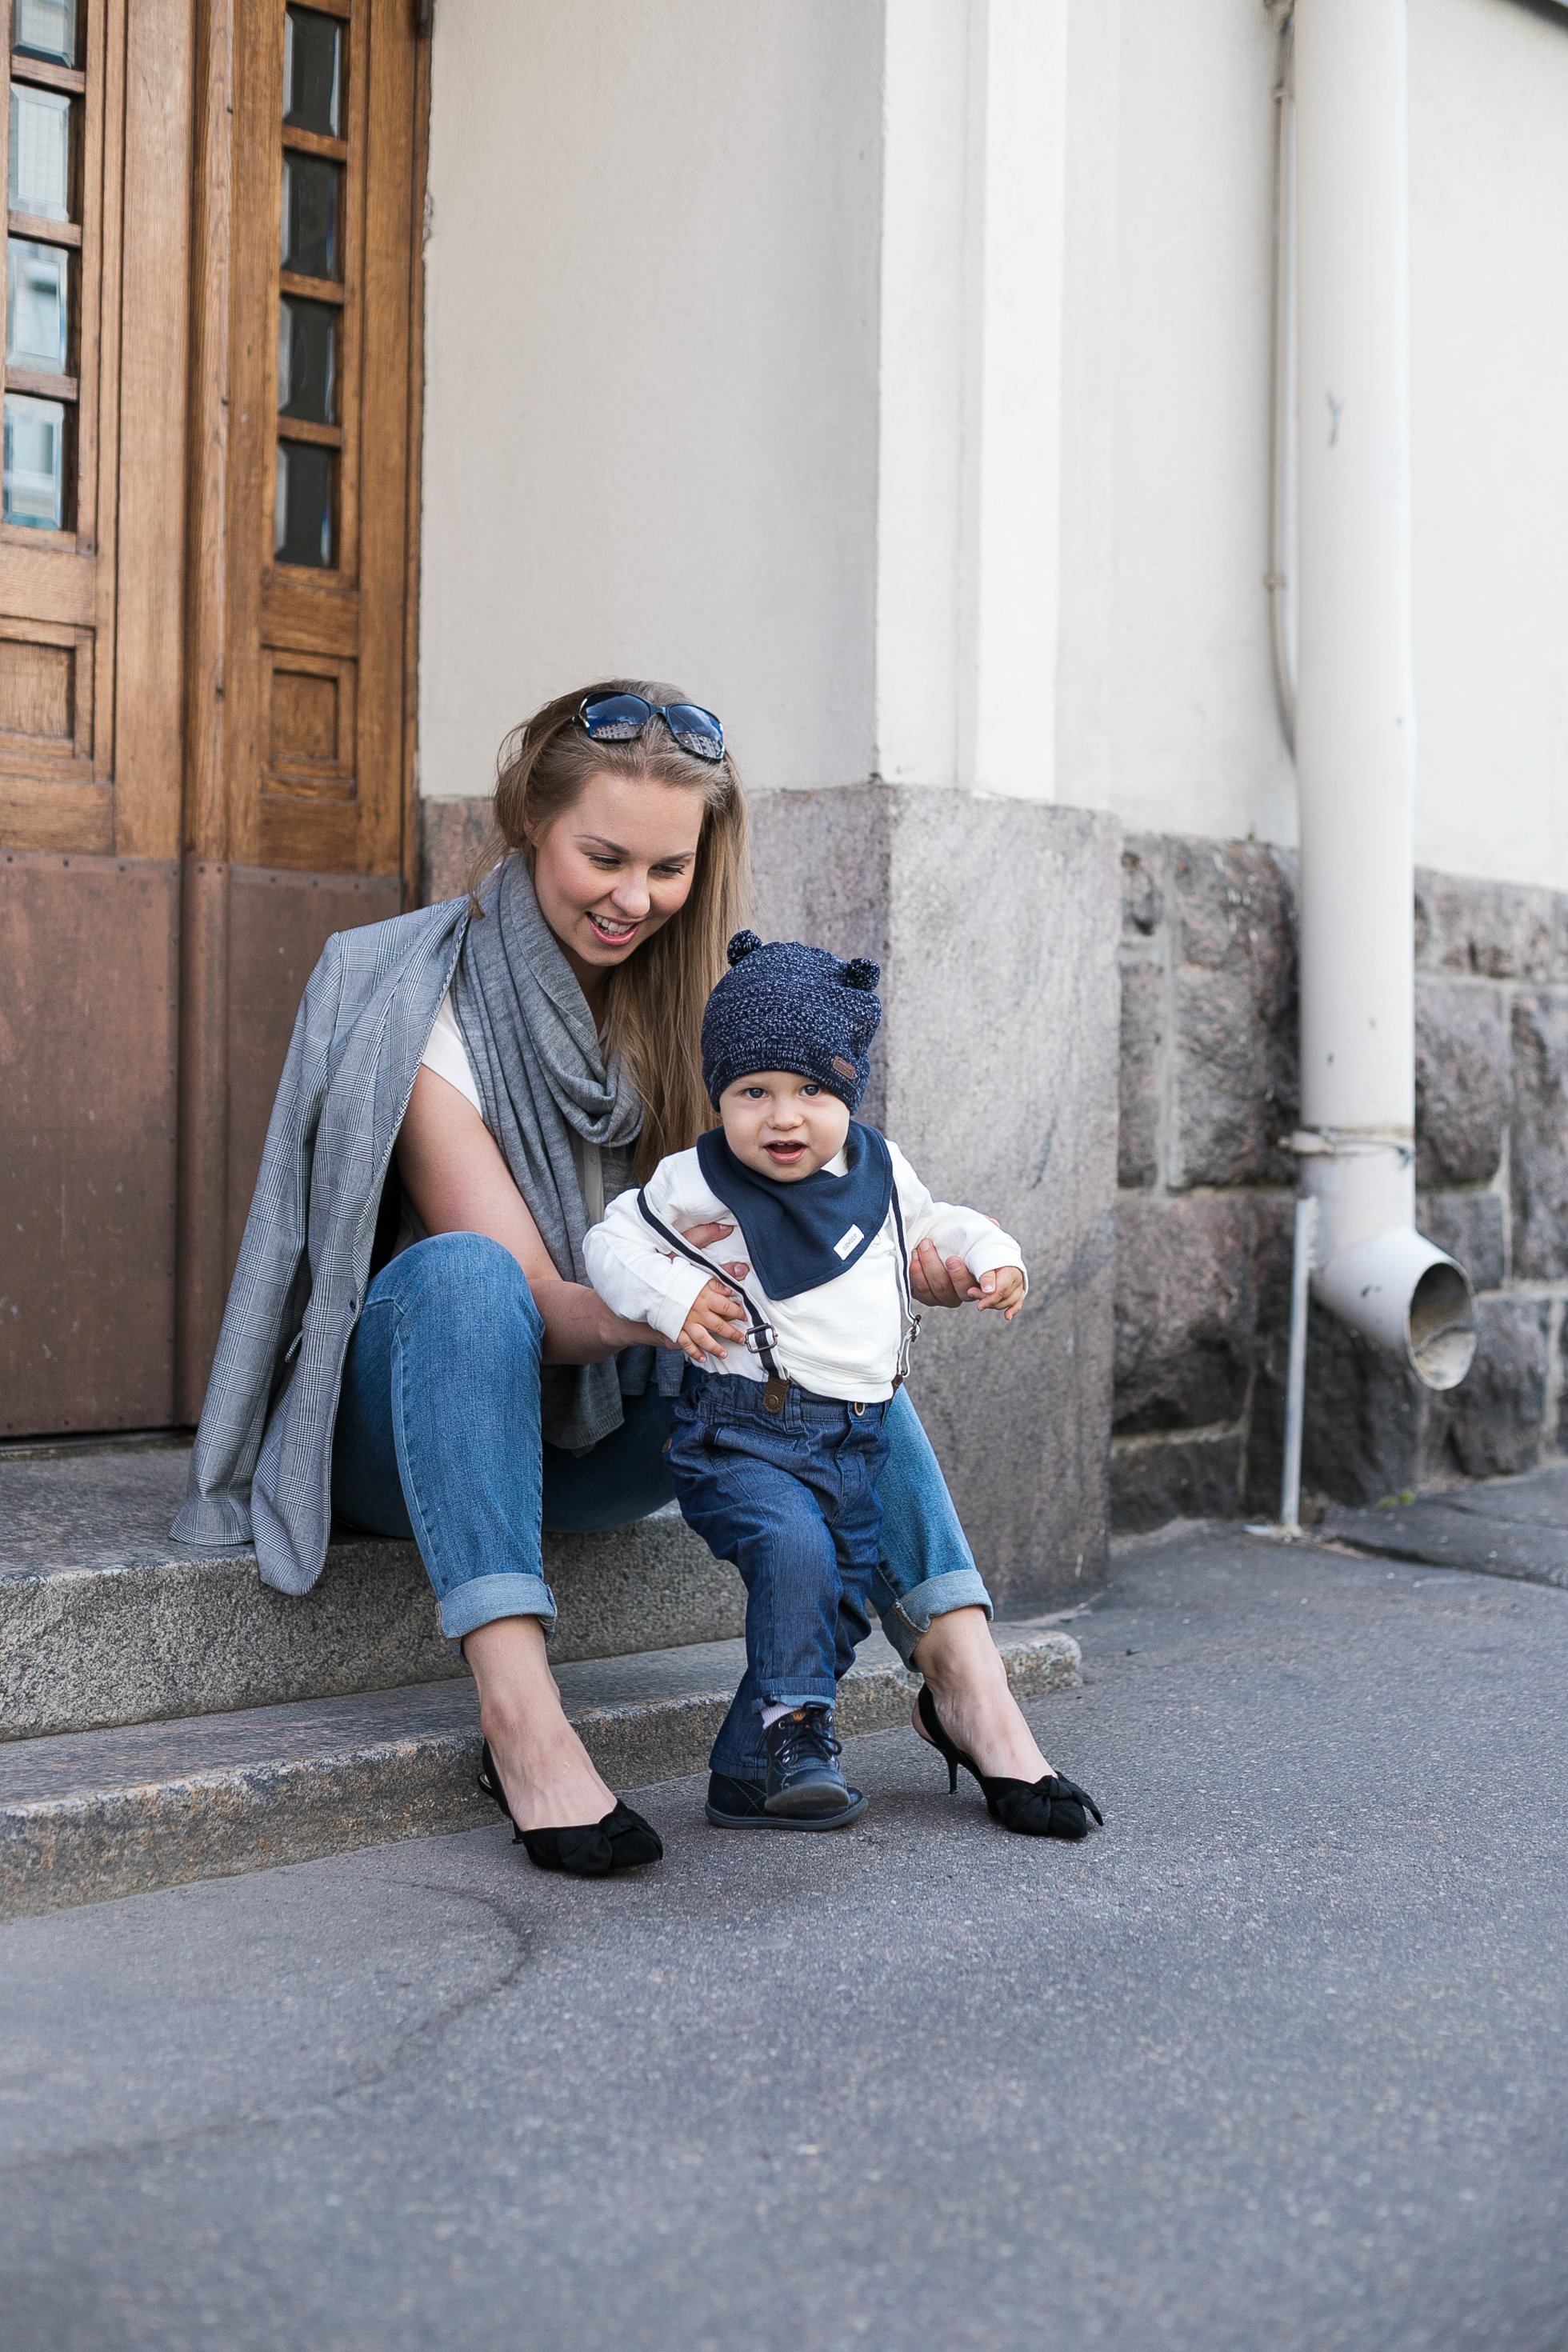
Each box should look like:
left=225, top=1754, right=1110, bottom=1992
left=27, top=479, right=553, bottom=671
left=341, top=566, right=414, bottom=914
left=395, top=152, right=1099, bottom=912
left=1286, top=0, right=1476, bottom=1410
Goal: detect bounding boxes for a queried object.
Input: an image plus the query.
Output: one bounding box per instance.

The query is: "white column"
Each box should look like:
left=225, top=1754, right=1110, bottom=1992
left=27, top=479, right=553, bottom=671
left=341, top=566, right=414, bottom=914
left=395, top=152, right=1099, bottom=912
left=874, top=0, right=1070, bottom=800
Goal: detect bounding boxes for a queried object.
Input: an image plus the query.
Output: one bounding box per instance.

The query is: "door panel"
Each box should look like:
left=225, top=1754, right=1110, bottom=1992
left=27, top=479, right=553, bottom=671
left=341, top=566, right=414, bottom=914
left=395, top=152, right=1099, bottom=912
left=0, top=848, right=178, bottom=1434
left=0, top=0, right=188, bottom=1435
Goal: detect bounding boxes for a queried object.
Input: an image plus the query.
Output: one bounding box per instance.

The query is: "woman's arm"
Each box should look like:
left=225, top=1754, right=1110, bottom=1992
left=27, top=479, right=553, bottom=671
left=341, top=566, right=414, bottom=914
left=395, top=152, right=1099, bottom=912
left=394, top=1067, right=662, bottom=1366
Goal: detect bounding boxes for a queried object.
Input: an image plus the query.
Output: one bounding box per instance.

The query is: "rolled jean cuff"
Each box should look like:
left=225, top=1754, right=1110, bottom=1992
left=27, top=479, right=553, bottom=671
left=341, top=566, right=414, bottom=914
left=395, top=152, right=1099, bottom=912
left=766, top=1684, right=838, bottom=1713
left=438, top=1571, right=557, bottom=1647
left=877, top=1568, right=993, bottom=1668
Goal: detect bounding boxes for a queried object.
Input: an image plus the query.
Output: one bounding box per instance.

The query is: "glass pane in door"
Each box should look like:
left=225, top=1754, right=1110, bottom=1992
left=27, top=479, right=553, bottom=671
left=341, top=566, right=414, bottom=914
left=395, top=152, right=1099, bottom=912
left=278, top=295, right=337, bottom=421
left=12, top=0, right=77, bottom=66
left=6, top=238, right=69, bottom=371
left=281, top=154, right=341, bottom=279
left=9, top=83, right=72, bottom=221
left=3, top=390, right=65, bottom=526
left=284, top=7, right=343, bottom=138
left=274, top=438, right=334, bottom=567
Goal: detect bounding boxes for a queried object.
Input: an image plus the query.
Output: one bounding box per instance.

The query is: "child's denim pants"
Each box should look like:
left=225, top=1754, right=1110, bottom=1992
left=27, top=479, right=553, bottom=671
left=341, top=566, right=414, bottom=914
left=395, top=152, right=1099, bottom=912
left=665, top=1370, right=891, bottom=1769
left=330, top=1234, right=993, bottom=1787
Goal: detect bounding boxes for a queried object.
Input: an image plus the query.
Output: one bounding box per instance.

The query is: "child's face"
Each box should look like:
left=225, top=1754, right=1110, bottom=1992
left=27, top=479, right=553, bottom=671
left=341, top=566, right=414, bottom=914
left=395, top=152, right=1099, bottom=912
left=718, top=1073, right=850, bottom=1182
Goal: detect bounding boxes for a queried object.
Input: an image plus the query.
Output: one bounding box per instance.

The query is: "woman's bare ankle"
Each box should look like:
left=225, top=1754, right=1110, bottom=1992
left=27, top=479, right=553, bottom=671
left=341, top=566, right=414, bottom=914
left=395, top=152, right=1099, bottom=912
left=481, top=1708, right=614, bottom=1831
left=910, top=1610, right=1054, bottom=1782
left=465, top=1614, right=615, bottom=1831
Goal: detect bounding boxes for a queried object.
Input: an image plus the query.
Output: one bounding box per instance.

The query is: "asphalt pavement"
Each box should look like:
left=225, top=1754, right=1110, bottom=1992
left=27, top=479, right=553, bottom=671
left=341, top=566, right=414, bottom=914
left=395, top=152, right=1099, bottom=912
left=3, top=1523, right=1566, bottom=2352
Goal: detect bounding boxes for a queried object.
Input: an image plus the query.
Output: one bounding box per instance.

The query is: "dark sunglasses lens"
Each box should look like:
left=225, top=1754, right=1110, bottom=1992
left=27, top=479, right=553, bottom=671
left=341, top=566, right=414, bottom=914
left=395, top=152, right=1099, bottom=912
left=665, top=703, right=724, bottom=760
left=582, top=694, right=652, bottom=741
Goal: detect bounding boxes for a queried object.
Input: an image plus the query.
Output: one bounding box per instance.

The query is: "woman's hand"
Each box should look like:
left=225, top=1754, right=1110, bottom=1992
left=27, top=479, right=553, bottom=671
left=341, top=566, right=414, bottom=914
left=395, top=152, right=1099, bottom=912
left=674, top=1277, right=749, bottom=1366
left=910, top=1237, right=983, bottom=1310
left=677, top=1218, right=750, bottom=1282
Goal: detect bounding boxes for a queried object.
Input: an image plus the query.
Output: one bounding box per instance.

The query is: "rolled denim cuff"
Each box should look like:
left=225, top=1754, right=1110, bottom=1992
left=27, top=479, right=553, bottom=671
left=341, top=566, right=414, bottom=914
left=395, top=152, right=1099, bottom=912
left=439, top=1570, right=557, bottom=1647
left=875, top=1567, right=993, bottom=1668
left=765, top=1684, right=839, bottom=1713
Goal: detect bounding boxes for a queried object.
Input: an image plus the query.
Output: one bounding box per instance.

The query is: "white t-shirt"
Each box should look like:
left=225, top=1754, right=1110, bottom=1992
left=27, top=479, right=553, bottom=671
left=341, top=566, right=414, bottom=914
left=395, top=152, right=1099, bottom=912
left=584, top=1140, right=1025, bottom=1404
left=418, top=985, right=484, bottom=1116
left=414, top=985, right=606, bottom=1226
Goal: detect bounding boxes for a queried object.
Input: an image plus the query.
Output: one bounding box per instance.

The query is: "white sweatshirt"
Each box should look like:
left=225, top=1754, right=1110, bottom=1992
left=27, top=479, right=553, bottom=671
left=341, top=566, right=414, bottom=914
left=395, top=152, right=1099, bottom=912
left=583, top=1139, right=1024, bottom=1404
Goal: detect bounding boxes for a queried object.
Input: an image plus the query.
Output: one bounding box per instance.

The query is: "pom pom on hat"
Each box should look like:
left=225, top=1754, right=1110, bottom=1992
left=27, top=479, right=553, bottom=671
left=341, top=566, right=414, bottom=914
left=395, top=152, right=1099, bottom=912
left=726, top=930, right=763, bottom=967
left=840, top=956, right=880, bottom=992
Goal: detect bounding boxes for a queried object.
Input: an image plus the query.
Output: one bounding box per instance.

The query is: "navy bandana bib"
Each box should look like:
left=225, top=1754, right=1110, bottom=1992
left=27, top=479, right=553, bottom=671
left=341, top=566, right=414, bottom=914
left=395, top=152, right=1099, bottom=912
left=695, top=1122, right=895, bottom=1302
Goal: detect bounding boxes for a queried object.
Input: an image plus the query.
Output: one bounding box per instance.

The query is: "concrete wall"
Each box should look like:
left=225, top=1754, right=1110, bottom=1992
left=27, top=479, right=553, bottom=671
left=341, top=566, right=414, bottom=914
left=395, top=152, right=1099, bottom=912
left=419, top=0, right=882, bottom=801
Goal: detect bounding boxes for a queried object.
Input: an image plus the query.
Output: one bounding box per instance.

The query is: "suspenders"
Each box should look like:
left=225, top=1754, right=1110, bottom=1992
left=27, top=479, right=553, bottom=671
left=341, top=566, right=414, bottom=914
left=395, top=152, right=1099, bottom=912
left=635, top=1184, right=921, bottom=1412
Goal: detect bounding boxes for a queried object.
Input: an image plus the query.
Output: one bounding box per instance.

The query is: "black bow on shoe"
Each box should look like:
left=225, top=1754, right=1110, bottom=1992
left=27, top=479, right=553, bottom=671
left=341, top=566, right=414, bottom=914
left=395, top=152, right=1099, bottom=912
left=478, top=1742, right=663, bottom=1876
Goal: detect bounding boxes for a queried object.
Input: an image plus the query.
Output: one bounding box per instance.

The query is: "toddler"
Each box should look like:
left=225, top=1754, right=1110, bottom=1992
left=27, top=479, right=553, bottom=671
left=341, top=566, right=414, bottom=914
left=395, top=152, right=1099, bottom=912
left=584, top=931, right=1026, bottom=1829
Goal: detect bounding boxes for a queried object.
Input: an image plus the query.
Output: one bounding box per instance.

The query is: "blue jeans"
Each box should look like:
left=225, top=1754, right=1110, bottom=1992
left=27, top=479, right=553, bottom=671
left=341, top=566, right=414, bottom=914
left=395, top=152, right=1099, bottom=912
left=666, top=1373, right=890, bottom=1733
left=330, top=1234, right=992, bottom=1777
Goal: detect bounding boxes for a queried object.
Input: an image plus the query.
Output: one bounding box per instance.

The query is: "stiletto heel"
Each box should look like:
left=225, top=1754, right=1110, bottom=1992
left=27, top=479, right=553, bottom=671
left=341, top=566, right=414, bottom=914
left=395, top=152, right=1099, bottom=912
left=478, top=1740, right=663, bottom=1876
left=914, top=1686, right=1103, bottom=1842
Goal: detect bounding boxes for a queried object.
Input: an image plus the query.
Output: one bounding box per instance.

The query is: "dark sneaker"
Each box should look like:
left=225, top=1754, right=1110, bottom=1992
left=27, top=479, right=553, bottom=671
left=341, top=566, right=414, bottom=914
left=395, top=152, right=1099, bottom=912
left=763, top=1708, right=857, bottom=1818
left=706, top=1768, right=867, bottom=1831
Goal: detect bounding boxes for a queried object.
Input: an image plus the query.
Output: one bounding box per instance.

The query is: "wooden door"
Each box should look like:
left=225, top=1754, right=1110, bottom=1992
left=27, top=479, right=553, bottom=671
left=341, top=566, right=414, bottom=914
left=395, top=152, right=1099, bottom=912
left=0, top=0, right=426, bottom=1438
left=176, top=0, right=425, bottom=1417
left=0, top=0, right=191, bottom=1435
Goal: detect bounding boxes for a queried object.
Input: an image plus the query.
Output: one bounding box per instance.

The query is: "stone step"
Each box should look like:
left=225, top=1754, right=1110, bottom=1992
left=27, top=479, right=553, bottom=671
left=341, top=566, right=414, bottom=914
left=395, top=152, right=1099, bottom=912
left=0, top=1440, right=746, bottom=1740
left=0, top=1619, right=1082, bottom=1918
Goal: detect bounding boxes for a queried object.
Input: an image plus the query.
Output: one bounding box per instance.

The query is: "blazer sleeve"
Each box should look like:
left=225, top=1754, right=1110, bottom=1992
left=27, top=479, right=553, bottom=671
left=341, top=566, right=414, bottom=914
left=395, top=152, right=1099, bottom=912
left=172, top=932, right=348, bottom=1545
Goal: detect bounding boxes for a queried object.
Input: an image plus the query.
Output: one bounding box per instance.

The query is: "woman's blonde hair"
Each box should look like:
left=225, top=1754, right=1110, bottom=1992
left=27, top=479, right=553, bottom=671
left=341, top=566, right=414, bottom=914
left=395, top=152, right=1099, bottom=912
left=474, top=678, right=750, bottom=1182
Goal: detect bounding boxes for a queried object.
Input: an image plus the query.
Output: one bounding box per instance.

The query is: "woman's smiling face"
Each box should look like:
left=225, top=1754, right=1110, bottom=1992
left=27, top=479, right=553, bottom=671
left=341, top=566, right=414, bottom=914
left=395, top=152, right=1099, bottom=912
left=528, top=769, right=706, bottom=998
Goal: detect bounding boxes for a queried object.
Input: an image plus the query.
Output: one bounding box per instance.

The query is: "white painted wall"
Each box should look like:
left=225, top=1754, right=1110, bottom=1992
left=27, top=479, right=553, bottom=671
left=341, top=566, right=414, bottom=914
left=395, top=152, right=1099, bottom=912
left=1407, top=0, right=1568, bottom=888
left=419, top=0, right=1568, bottom=890
left=1062, top=0, right=1568, bottom=888
left=418, top=0, right=882, bottom=801
left=1056, top=0, right=1296, bottom=846
left=874, top=0, right=1071, bottom=800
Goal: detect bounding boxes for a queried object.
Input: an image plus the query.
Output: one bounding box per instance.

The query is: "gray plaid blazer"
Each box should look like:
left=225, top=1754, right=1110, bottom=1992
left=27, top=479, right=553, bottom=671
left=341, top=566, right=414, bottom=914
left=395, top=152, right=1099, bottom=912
left=173, top=898, right=470, bottom=1593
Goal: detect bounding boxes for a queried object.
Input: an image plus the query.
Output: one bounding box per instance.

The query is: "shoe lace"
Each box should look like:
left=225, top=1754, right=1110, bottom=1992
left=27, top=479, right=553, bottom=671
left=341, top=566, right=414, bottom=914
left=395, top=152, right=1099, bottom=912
left=772, top=1710, right=842, bottom=1774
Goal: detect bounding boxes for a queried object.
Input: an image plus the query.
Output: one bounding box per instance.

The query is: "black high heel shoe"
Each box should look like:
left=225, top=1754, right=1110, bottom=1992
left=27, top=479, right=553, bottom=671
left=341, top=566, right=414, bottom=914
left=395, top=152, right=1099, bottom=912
left=478, top=1741, right=663, bottom=1876
left=915, top=1686, right=1103, bottom=1841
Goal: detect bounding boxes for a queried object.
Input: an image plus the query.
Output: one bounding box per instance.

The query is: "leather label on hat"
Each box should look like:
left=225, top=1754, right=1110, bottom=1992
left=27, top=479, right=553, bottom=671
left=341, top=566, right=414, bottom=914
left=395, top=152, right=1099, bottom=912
left=832, top=1056, right=857, bottom=1080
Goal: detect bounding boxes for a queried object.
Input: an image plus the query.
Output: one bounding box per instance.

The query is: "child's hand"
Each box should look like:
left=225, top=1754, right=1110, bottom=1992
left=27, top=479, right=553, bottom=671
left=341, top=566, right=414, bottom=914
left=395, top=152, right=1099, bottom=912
left=677, top=1278, right=749, bottom=1365
left=974, top=1266, right=1026, bottom=1322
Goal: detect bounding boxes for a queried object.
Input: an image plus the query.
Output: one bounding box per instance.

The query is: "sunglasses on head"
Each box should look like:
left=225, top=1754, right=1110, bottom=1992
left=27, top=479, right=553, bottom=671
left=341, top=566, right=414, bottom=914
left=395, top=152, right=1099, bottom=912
left=577, top=693, right=726, bottom=762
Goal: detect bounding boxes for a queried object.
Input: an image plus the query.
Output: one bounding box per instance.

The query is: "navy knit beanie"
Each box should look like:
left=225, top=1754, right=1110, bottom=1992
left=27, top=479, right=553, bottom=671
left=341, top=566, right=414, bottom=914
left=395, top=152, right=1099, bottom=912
left=701, top=932, right=882, bottom=1112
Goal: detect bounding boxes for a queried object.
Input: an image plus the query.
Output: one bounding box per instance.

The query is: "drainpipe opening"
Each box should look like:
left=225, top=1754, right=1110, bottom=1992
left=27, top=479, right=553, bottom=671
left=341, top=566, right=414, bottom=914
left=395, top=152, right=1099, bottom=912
left=1406, top=1257, right=1478, bottom=1390
left=1311, top=1221, right=1478, bottom=1391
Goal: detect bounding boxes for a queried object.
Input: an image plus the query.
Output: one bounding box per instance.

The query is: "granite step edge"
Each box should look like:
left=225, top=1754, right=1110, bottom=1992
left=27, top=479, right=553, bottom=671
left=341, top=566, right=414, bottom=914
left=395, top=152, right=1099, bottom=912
left=0, top=1515, right=750, bottom=1742
left=0, top=1626, right=1082, bottom=1919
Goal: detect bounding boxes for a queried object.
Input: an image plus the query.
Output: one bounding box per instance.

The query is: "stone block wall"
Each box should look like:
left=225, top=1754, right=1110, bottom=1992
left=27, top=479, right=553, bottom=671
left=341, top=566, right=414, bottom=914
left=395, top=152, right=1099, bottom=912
left=1115, top=837, right=1568, bottom=1526
left=420, top=788, right=1123, bottom=1605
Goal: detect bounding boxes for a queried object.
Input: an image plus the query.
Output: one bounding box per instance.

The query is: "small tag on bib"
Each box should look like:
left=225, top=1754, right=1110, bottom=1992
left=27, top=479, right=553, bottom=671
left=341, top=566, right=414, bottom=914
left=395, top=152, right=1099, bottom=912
left=834, top=1225, right=865, bottom=1261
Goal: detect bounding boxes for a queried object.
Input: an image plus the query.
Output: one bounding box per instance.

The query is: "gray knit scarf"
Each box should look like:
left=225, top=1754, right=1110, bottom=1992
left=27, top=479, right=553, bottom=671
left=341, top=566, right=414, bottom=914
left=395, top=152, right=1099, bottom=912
left=451, top=854, right=678, bottom=1451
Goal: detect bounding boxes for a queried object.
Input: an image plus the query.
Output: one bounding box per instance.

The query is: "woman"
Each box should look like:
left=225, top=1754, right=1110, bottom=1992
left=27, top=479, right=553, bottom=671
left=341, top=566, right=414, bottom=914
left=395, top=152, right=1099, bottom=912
left=175, top=680, right=1079, bottom=1875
